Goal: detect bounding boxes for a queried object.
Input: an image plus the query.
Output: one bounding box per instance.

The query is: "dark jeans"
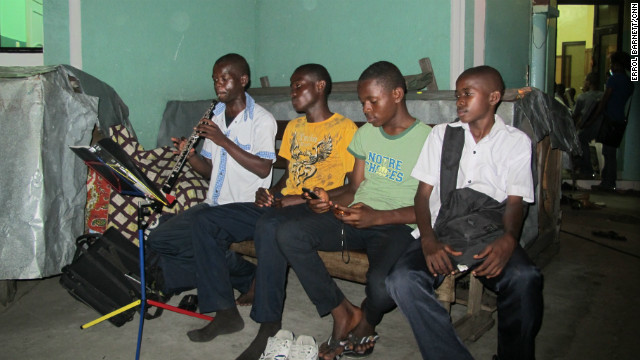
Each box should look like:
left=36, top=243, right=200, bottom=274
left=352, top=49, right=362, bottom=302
left=250, top=204, right=309, bottom=323
left=386, top=240, right=543, bottom=360
left=147, top=202, right=268, bottom=313
left=601, top=144, right=617, bottom=187
left=253, top=206, right=415, bottom=326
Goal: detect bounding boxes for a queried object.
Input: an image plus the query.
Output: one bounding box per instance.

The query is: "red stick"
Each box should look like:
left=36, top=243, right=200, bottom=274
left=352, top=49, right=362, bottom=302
left=146, top=299, right=214, bottom=321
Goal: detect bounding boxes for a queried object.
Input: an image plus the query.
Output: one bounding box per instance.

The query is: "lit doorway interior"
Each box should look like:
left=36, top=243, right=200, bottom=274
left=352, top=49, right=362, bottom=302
left=557, top=2, right=624, bottom=94
left=561, top=41, right=587, bottom=94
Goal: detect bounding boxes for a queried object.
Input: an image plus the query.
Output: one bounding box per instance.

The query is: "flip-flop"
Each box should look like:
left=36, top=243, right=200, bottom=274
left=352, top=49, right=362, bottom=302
left=343, top=332, right=379, bottom=358
left=319, top=336, right=349, bottom=360
left=592, top=230, right=627, bottom=241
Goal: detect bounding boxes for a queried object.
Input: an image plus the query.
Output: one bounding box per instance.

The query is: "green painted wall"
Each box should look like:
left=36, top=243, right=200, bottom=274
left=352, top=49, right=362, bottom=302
left=464, top=0, right=475, bottom=70
left=0, top=0, right=26, bottom=46
left=42, top=0, right=534, bottom=150
left=43, top=1, right=69, bottom=65
left=45, top=0, right=256, bottom=149
left=254, top=0, right=450, bottom=90
left=485, top=0, right=531, bottom=88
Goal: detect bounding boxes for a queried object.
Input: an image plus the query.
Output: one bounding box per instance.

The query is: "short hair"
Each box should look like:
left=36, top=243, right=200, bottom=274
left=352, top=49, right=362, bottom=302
left=214, top=53, right=251, bottom=89
left=610, top=51, right=631, bottom=71
left=294, top=63, right=333, bottom=96
left=585, top=72, right=599, bottom=88
left=358, top=61, right=407, bottom=94
left=458, top=65, right=505, bottom=96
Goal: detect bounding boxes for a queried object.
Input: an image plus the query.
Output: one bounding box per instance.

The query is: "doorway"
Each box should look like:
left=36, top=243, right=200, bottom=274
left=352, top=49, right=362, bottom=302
left=557, top=2, right=624, bottom=90
left=560, top=41, right=587, bottom=93
left=593, top=3, right=623, bottom=87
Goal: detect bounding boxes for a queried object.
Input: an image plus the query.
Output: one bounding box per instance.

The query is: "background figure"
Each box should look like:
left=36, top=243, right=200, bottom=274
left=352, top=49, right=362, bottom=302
left=565, top=87, right=576, bottom=108
left=554, top=83, right=570, bottom=109
left=572, top=72, right=603, bottom=178
left=590, top=51, right=634, bottom=190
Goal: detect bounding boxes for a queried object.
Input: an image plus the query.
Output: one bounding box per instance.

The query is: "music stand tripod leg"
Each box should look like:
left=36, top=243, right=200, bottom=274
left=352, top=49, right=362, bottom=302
left=135, top=201, right=155, bottom=360
left=80, top=299, right=142, bottom=329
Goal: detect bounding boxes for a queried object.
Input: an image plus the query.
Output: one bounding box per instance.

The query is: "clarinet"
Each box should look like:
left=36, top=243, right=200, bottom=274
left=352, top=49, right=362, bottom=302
left=161, top=100, right=218, bottom=197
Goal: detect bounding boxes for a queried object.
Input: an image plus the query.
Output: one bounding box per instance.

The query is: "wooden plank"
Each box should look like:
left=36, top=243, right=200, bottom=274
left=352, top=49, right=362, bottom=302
left=249, top=57, right=437, bottom=96
left=453, top=311, right=495, bottom=342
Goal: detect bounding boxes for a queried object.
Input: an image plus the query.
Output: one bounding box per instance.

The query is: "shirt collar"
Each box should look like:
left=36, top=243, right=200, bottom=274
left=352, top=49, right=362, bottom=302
left=450, top=114, right=507, bottom=139
left=212, top=92, right=255, bottom=122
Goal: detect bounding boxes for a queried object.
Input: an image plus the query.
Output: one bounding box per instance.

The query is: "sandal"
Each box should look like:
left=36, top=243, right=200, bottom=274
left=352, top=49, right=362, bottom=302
left=318, top=336, right=349, bottom=360
left=343, top=332, right=379, bottom=358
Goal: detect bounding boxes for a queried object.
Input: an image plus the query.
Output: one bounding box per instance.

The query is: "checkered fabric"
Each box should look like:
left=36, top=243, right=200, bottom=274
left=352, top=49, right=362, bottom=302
left=85, top=125, right=208, bottom=244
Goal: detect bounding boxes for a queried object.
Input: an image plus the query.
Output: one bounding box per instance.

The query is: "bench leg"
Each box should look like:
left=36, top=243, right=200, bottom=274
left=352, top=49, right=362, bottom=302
left=436, top=274, right=456, bottom=312
left=453, top=274, right=495, bottom=342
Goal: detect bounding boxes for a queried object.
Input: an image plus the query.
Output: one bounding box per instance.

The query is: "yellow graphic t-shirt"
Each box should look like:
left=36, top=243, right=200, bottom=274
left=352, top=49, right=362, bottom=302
left=279, top=113, right=358, bottom=195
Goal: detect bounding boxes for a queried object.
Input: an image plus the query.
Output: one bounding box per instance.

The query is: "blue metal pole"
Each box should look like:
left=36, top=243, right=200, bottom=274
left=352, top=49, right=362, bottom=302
left=531, top=5, right=559, bottom=93
left=530, top=10, right=548, bottom=91
left=135, top=203, right=148, bottom=360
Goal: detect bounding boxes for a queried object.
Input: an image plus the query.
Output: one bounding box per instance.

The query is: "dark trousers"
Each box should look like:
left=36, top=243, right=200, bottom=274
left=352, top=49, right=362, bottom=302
left=576, top=118, right=602, bottom=176
left=147, top=202, right=267, bottom=313
left=601, top=144, right=618, bottom=187
left=250, top=204, right=308, bottom=323
left=386, top=240, right=543, bottom=360
left=257, top=206, right=415, bottom=326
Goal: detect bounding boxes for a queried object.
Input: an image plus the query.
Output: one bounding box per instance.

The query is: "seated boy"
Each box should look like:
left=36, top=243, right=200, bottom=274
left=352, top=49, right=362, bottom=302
left=238, top=61, right=431, bottom=360
left=181, top=63, right=359, bottom=342
left=385, top=65, right=543, bottom=360
left=147, top=52, right=277, bottom=311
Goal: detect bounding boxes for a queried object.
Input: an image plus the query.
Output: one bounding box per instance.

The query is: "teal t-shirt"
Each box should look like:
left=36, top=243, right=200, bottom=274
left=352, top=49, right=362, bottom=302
left=347, top=120, right=431, bottom=224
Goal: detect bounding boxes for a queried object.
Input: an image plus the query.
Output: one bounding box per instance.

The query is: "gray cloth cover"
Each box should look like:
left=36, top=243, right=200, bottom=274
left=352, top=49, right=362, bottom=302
left=0, top=65, right=132, bottom=279
left=156, top=92, right=516, bottom=147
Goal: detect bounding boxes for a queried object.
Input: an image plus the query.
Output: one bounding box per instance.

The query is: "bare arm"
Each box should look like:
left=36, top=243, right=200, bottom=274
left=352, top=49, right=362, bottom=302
left=195, top=121, right=272, bottom=178
left=171, top=136, right=212, bottom=180
left=306, top=158, right=365, bottom=213
left=472, top=195, right=525, bottom=278
left=329, top=158, right=415, bottom=228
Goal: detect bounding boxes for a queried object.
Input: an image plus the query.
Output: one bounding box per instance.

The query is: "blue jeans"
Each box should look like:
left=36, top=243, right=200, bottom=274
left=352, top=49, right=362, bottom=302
left=386, top=240, right=543, bottom=360
left=147, top=202, right=266, bottom=313
left=250, top=205, right=415, bottom=326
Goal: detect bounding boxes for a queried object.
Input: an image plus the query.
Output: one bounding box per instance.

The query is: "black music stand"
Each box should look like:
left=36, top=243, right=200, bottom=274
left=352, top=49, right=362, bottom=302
left=71, top=138, right=213, bottom=359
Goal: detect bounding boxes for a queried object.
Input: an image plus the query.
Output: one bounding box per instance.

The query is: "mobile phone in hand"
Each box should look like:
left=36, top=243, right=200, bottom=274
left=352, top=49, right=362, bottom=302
left=332, top=206, right=350, bottom=216
left=301, top=187, right=320, bottom=199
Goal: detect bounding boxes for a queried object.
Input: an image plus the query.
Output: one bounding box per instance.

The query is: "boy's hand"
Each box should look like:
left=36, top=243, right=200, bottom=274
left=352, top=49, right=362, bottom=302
left=472, top=234, right=516, bottom=278
left=195, top=119, right=227, bottom=146
left=254, top=188, right=274, bottom=207
left=421, top=237, right=461, bottom=276
left=274, top=195, right=304, bottom=208
left=171, top=136, right=195, bottom=157
left=304, top=188, right=331, bottom=214
left=333, top=203, right=378, bottom=228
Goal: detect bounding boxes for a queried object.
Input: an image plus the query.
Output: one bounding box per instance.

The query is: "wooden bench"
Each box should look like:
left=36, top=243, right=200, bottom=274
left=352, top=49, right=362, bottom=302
left=229, top=117, right=496, bottom=342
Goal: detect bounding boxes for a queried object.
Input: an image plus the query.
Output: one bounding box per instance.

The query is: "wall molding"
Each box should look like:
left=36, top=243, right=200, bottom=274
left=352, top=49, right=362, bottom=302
left=69, top=0, right=82, bottom=69
left=450, top=0, right=465, bottom=88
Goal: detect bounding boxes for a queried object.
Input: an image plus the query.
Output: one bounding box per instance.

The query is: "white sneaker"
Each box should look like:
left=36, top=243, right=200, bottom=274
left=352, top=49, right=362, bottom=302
left=259, top=329, right=294, bottom=360
left=288, top=335, right=318, bottom=360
